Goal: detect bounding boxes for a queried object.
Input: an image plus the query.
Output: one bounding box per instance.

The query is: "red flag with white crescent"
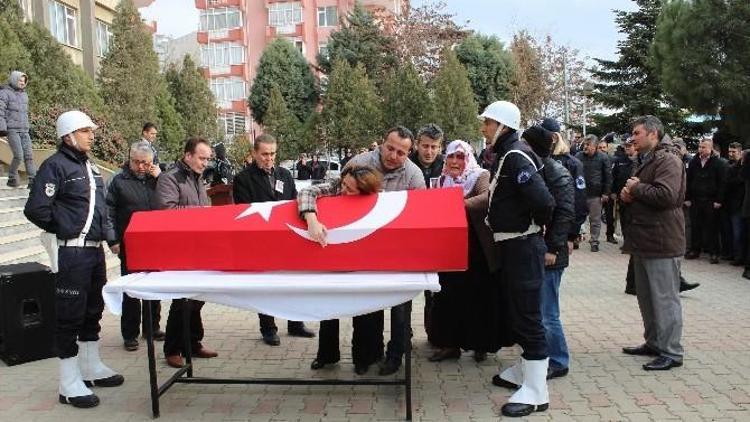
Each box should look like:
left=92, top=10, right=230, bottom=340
left=124, top=187, right=468, bottom=272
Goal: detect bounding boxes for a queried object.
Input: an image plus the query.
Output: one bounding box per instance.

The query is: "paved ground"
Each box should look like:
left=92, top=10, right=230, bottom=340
left=1, top=239, right=750, bottom=421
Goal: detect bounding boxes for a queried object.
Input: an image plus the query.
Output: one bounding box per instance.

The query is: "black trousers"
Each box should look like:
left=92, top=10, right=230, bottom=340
left=689, top=200, right=719, bottom=255
left=119, top=254, right=161, bottom=340
left=164, top=299, right=204, bottom=356
left=496, top=235, right=547, bottom=360
left=605, top=200, right=616, bottom=237
left=259, top=314, right=305, bottom=336
left=316, top=312, right=384, bottom=366
left=55, top=246, right=107, bottom=359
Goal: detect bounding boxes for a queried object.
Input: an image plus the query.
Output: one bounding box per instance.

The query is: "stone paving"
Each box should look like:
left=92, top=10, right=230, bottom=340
left=1, top=239, right=750, bottom=421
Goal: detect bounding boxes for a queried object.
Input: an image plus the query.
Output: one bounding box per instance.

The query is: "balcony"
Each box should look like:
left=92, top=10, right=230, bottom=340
left=197, top=27, right=244, bottom=44
left=196, top=0, right=243, bottom=9
left=266, top=22, right=304, bottom=40
left=205, top=64, right=246, bottom=78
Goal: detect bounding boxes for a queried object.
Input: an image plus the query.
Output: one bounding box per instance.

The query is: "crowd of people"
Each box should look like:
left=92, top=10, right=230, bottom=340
left=16, top=93, right=744, bottom=418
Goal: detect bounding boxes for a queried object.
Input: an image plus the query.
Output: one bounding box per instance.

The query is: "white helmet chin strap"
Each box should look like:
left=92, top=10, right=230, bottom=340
left=493, top=124, right=506, bottom=144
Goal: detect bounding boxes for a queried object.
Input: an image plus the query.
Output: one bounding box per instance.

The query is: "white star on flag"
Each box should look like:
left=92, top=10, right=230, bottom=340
left=235, top=200, right=291, bottom=222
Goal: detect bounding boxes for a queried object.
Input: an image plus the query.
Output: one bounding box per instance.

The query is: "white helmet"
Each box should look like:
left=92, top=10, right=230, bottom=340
left=478, top=101, right=521, bottom=130
left=56, top=110, right=97, bottom=138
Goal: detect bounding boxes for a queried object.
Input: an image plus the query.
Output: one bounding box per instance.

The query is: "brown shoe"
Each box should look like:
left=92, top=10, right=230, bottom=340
left=166, top=354, right=184, bottom=368
left=193, top=347, right=218, bottom=358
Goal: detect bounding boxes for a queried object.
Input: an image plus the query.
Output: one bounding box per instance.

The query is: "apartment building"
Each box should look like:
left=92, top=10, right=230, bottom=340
left=18, top=0, right=120, bottom=77
left=195, top=0, right=407, bottom=138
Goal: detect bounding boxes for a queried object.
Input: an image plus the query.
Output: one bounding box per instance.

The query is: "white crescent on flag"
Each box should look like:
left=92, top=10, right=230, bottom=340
left=287, top=191, right=408, bottom=245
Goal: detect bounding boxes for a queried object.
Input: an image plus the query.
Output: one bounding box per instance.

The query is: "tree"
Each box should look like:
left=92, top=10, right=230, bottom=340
left=249, top=39, right=317, bottom=125
left=390, top=1, right=468, bottom=82
left=263, top=85, right=302, bottom=161
left=321, top=60, right=382, bottom=153
left=165, top=55, right=217, bottom=139
left=155, top=88, right=185, bottom=158
left=381, top=63, right=433, bottom=132
left=98, top=0, right=162, bottom=140
left=0, top=7, right=31, bottom=78
left=537, top=36, right=591, bottom=127
left=652, top=0, right=750, bottom=142
left=317, top=3, right=396, bottom=86
left=590, top=0, right=687, bottom=135
left=509, top=31, right=545, bottom=125
left=455, top=33, right=515, bottom=113
left=431, top=49, right=479, bottom=142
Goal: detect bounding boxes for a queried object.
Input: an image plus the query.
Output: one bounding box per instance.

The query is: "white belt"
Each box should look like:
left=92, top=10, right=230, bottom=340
left=493, top=223, right=542, bottom=242
left=57, top=238, right=102, bottom=248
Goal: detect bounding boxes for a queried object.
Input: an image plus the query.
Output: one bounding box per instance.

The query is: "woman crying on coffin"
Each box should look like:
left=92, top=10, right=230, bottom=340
left=427, top=140, right=509, bottom=362
left=296, top=165, right=386, bottom=375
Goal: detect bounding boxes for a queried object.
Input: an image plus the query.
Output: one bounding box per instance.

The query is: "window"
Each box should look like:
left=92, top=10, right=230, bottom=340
left=294, top=40, right=303, bottom=54
left=211, top=77, right=246, bottom=102
left=201, top=43, right=245, bottom=68
left=317, top=6, right=337, bottom=27
left=318, top=42, right=329, bottom=59
left=47, top=0, right=77, bottom=47
left=199, top=7, right=241, bottom=31
left=219, top=112, right=247, bottom=137
left=95, top=20, right=112, bottom=57
left=268, top=2, right=302, bottom=28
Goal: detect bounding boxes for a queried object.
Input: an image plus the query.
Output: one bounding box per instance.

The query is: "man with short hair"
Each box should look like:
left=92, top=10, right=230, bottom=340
left=25, top=110, right=123, bottom=408
left=725, top=142, right=745, bottom=265
left=575, top=135, right=612, bottom=252
left=141, top=122, right=160, bottom=167
left=233, top=134, right=315, bottom=346
left=106, top=141, right=164, bottom=351
left=409, top=124, right=445, bottom=187
left=0, top=70, right=36, bottom=188
left=157, top=137, right=219, bottom=368
left=345, top=126, right=426, bottom=376
left=620, top=115, right=686, bottom=371
left=684, top=138, right=727, bottom=264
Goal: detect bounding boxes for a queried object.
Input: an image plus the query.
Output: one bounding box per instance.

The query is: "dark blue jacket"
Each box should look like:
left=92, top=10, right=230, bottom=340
left=24, top=143, right=114, bottom=243
left=552, top=152, right=587, bottom=236
left=540, top=157, right=575, bottom=269
left=487, top=131, right=554, bottom=235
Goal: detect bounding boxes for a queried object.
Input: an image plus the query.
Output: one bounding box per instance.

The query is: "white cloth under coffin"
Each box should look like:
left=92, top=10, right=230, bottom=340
left=103, top=271, right=440, bottom=321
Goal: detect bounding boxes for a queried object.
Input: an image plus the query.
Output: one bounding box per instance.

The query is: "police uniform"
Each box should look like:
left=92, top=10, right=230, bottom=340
left=24, top=114, right=122, bottom=408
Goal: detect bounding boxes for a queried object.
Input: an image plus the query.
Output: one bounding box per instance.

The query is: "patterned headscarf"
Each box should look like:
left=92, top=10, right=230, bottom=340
left=440, top=140, right=487, bottom=197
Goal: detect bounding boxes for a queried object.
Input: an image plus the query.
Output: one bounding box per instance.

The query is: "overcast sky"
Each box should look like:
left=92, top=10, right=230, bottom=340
left=140, top=0, right=637, bottom=60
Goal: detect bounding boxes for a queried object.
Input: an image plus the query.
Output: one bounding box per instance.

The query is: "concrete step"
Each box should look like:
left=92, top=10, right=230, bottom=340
left=0, top=194, right=28, bottom=209
left=0, top=218, right=36, bottom=237
left=0, top=176, right=30, bottom=195
left=0, top=230, right=43, bottom=255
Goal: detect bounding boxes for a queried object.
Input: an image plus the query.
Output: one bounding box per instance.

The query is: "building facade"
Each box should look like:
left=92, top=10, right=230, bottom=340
left=194, top=0, right=406, bottom=138
left=18, top=0, right=119, bottom=77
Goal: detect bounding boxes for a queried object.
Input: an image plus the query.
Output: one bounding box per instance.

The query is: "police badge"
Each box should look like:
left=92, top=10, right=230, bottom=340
left=45, top=183, right=56, bottom=197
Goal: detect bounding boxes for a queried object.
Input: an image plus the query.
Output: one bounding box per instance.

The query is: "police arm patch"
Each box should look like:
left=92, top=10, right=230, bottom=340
left=576, top=175, right=586, bottom=190
left=517, top=170, right=532, bottom=184
left=45, top=183, right=56, bottom=197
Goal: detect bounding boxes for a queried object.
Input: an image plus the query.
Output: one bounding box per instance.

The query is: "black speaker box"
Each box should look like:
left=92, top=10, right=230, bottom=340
left=0, top=262, right=56, bottom=366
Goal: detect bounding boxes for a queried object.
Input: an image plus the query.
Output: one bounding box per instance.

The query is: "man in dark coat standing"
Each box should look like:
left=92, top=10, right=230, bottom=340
left=233, top=134, right=315, bottom=345
left=621, top=115, right=686, bottom=371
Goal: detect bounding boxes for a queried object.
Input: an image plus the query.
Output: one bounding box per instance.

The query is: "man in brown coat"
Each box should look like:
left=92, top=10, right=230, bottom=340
left=620, top=115, right=686, bottom=371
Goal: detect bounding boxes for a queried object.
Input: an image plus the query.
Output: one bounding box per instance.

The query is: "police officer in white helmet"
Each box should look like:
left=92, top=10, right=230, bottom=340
left=25, top=110, right=123, bottom=409
left=480, top=101, right=555, bottom=417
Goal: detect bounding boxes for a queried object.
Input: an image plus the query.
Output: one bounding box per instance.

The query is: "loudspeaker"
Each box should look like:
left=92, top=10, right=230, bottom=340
left=0, top=262, right=56, bottom=366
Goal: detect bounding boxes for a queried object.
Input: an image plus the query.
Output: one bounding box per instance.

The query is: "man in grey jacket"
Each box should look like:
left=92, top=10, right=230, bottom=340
left=575, top=135, right=612, bottom=252
left=345, top=126, right=425, bottom=376
left=0, top=70, right=36, bottom=188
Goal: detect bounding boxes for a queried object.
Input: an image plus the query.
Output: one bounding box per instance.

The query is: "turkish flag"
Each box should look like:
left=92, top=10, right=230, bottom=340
left=124, top=187, right=468, bottom=272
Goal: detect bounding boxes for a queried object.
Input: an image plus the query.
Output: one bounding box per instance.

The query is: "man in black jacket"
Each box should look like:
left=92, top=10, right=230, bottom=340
left=523, top=125, right=576, bottom=381
left=106, top=141, right=164, bottom=351
left=575, top=135, right=612, bottom=252
left=409, top=123, right=445, bottom=187
left=25, top=110, right=123, bottom=409
left=685, top=138, right=727, bottom=263
left=481, top=101, right=554, bottom=418
left=724, top=142, right=745, bottom=265
left=233, top=134, right=315, bottom=345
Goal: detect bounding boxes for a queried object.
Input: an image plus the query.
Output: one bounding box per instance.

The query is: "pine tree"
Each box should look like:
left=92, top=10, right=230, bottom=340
left=381, top=63, right=433, bottom=133
left=652, top=0, right=750, bottom=142
left=249, top=39, right=317, bottom=125
left=317, top=3, right=396, bottom=87
left=321, top=60, right=382, bottom=152
left=155, top=88, right=185, bottom=157
left=509, top=31, right=545, bottom=126
left=0, top=8, right=31, bottom=77
left=98, top=0, right=162, bottom=140
left=165, top=55, right=217, bottom=139
left=590, top=0, right=686, bottom=134
left=455, top=34, right=515, bottom=112
left=263, top=85, right=301, bottom=160
left=431, top=49, right=479, bottom=142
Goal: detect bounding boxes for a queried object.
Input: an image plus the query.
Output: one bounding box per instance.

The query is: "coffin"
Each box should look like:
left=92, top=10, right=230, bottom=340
left=124, top=187, right=468, bottom=272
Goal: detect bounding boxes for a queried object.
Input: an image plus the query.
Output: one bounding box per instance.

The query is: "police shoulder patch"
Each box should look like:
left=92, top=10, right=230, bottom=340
left=517, top=170, right=532, bottom=184
left=576, top=175, right=586, bottom=190
left=45, top=183, right=56, bottom=197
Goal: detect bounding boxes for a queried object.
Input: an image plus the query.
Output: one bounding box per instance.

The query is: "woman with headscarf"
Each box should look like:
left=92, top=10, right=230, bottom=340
left=428, top=140, right=505, bottom=362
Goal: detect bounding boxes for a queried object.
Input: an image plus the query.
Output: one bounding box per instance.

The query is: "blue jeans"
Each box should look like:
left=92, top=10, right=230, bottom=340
left=541, top=268, right=569, bottom=370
